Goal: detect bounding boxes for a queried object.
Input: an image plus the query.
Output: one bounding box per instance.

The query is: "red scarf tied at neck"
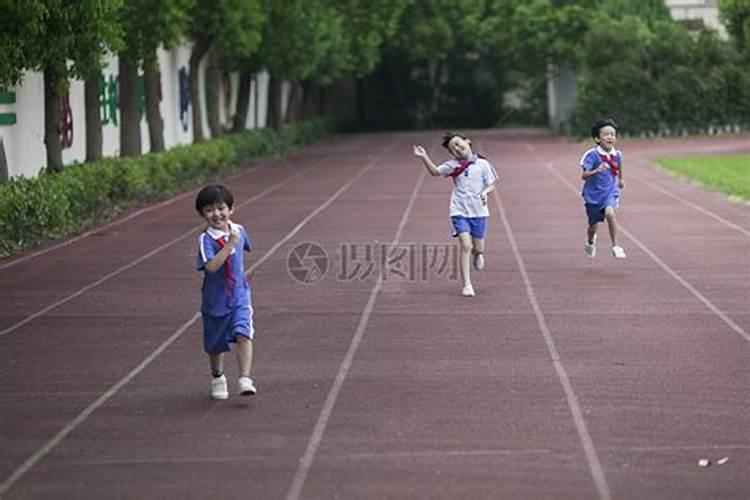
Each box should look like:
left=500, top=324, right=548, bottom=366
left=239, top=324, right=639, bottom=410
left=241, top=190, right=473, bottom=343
left=599, top=152, right=620, bottom=177
left=449, top=158, right=473, bottom=179
left=213, top=234, right=236, bottom=296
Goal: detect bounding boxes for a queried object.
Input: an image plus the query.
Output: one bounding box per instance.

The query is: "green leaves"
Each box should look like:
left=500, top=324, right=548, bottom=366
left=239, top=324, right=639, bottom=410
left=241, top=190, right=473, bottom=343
left=719, top=0, right=750, bottom=54
left=120, top=0, right=194, bottom=66
left=0, top=0, right=122, bottom=88
left=573, top=14, right=750, bottom=136
left=0, top=119, right=332, bottom=258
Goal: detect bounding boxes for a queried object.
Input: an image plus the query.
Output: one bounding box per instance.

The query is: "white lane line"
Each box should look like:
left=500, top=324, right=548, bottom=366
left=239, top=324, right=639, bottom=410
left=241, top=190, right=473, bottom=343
left=492, top=190, right=612, bottom=500
left=545, top=163, right=750, bottom=343
left=0, top=151, right=345, bottom=339
left=73, top=447, right=553, bottom=467
left=0, top=146, right=383, bottom=497
left=0, top=185, right=216, bottom=272
left=286, top=170, right=426, bottom=500
left=0, top=136, right=351, bottom=272
left=627, top=168, right=750, bottom=238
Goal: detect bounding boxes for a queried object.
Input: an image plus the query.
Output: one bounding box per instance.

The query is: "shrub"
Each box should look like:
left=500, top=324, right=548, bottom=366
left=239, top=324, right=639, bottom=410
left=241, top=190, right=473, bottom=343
left=0, top=119, right=332, bottom=258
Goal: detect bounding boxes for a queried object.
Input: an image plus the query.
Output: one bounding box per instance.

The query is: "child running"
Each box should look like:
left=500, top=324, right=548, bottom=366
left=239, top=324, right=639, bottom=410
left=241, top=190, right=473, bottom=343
left=195, top=184, right=257, bottom=399
left=413, top=132, right=499, bottom=297
left=580, top=118, right=626, bottom=259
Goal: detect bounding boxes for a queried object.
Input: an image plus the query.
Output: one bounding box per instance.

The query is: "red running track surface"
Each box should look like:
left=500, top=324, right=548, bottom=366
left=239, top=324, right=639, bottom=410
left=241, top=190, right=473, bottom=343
left=1, top=130, right=748, bottom=499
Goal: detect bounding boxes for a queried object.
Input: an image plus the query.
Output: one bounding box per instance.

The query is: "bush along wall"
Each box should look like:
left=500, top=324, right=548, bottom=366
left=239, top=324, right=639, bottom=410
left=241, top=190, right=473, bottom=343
left=0, top=119, right=332, bottom=259
left=571, top=16, right=750, bottom=138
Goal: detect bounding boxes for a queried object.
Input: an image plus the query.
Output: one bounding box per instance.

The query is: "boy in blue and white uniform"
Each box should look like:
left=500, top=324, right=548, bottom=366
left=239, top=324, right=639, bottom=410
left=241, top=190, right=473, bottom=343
left=195, top=184, right=257, bottom=400
left=580, top=118, right=626, bottom=259
left=413, top=132, right=499, bottom=297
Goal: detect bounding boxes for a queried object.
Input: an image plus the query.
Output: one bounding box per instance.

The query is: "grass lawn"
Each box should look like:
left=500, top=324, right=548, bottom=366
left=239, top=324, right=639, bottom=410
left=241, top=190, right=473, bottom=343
left=653, top=154, right=750, bottom=201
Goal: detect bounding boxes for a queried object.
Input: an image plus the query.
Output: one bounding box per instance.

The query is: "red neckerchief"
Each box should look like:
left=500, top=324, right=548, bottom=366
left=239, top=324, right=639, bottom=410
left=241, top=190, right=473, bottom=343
left=449, top=158, right=474, bottom=179
left=599, top=151, right=620, bottom=177
left=213, top=234, right=235, bottom=296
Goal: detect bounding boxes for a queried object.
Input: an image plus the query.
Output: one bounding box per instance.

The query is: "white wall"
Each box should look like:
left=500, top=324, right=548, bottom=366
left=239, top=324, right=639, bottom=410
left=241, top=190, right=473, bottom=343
left=0, top=42, right=272, bottom=179
left=664, top=0, right=727, bottom=37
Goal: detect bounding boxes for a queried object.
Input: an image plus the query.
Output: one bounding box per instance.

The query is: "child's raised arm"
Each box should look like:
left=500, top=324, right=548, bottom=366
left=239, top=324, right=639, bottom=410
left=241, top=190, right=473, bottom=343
left=413, top=145, right=442, bottom=177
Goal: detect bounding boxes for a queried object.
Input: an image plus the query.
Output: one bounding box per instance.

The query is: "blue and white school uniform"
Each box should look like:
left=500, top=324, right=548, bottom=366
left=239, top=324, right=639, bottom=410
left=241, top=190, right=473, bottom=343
left=196, top=223, right=254, bottom=354
left=436, top=154, right=499, bottom=238
left=580, top=146, right=622, bottom=225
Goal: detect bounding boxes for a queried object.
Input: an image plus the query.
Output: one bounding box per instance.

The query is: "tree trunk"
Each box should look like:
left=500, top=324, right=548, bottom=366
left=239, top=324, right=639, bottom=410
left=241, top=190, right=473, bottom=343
left=253, top=74, right=259, bottom=128
left=301, top=82, right=315, bottom=119
left=0, top=137, right=8, bottom=183
left=144, top=62, right=165, bottom=152
left=119, top=54, right=141, bottom=157
left=318, top=86, right=326, bottom=116
left=286, top=82, right=304, bottom=123
left=189, top=38, right=210, bottom=143
left=205, top=48, right=221, bottom=138
left=85, top=73, right=103, bottom=162
left=43, top=70, right=63, bottom=172
left=356, top=78, right=366, bottom=124
left=266, top=75, right=280, bottom=130
left=233, top=70, right=252, bottom=132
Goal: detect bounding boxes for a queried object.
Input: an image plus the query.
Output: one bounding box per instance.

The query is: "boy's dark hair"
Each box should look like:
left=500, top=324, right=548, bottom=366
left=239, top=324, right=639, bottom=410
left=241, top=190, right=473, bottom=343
left=195, top=184, right=234, bottom=213
left=591, top=118, right=618, bottom=141
left=441, top=131, right=468, bottom=150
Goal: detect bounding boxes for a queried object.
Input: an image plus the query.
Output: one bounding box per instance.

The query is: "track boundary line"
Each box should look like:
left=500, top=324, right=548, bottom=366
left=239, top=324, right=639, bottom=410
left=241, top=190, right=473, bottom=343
left=0, top=186, right=218, bottom=273
left=491, top=189, right=612, bottom=500
left=0, top=136, right=350, bottom=272
left=545, top=162, right=750, bottom=343
left=0, top=143, right=362, bottom=339
left=285, top=169, right=426, bottom=500
left=626, top=166, right=750, bottom=238
left=0, top=142, right=385, bottom=497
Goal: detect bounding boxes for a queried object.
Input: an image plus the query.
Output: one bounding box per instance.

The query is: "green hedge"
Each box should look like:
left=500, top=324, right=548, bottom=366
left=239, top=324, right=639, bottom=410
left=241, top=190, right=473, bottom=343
left=0, top=119, right=332, bottom=258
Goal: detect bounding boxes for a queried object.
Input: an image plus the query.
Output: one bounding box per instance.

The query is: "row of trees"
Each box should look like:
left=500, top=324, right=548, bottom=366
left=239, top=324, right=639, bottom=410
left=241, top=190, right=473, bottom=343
left=1, top=0, right=748, bottom=173
left=358, top=0, right=750, bottom=132
left=572, top=0, right=750, bottom=135
left=0, top=0, right=408, bottom=172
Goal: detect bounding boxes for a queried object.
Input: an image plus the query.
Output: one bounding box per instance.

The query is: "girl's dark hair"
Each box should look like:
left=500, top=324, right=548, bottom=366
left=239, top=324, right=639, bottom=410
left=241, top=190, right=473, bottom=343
left=195, top=184, right=234, bottom=213
left=591, top=118, right=618, bottom=140
left=441, top=131, right=468, bottom=150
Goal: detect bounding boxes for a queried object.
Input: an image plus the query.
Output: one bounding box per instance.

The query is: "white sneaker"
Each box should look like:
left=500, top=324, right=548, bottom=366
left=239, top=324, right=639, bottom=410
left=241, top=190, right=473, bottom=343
left=238, top=376, right=257, bottom=396
left=611, top=246, right=626, bottom=259
left=473, top=253, right=485, bottom=271
left=461, top=284, right=475, bottom=297
left=585, top=234, right=597, bottom=258
left=210, top=375, right=228, bottom=400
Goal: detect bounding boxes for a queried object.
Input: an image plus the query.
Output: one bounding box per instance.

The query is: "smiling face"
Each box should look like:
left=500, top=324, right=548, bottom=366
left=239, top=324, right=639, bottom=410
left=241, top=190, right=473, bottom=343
left=447, top=135, right=473, bottom=160
left=596, top=125, right=617, bottom=151
left=201, top=202, right=233, bottom=232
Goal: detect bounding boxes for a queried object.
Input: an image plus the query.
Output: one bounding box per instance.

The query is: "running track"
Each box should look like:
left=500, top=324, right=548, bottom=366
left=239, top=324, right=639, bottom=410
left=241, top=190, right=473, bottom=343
left=1, top=130, right=748, bottom=499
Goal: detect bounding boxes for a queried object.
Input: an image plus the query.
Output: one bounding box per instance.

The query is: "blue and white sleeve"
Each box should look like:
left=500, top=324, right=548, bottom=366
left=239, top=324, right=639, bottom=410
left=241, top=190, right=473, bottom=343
left=196, top=233, right=216, bottom=270
left=580, top=150, right=598, bottom=171
left=436, top=160, right=454, bottom=177
left=242, top=228, right=252, bottom=253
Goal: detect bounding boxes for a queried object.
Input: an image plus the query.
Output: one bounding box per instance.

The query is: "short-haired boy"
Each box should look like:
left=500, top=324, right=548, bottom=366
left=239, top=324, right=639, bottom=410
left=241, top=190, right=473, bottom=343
left=195, top=184, right=257, bottom=399
left=580, top=119, right=626, bottom=259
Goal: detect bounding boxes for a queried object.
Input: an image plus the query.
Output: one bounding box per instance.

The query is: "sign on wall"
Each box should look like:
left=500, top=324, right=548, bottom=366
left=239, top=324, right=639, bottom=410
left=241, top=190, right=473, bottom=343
left=0, top=90, right=17, bottom=126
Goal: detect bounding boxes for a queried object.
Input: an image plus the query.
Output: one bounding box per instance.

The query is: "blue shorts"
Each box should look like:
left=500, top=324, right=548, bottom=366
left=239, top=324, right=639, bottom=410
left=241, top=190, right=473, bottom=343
left=585, top=198, right=619, bottom=226
left=202, top=304, right=254, bottom=354
left=451, top=216, right=487, bottom=239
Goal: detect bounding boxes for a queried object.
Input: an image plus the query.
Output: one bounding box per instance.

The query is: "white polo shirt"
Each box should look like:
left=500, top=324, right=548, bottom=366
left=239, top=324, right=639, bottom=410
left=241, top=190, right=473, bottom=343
left=436, top=154, right=498, bottom=217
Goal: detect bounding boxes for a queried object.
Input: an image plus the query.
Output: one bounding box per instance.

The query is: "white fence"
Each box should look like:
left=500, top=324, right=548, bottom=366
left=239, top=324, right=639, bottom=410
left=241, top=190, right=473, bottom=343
left=0, top=44, right=276, bottom=179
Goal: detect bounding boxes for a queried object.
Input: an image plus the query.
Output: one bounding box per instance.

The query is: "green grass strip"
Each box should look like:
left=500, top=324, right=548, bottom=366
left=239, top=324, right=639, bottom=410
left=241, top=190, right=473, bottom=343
left=653, top=154, right=750, bottom=201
